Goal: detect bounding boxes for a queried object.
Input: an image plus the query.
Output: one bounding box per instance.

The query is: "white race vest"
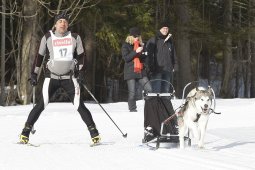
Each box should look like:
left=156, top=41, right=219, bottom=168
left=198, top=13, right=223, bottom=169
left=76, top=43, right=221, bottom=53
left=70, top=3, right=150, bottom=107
left=50, top=30, right=73, bottom=60
left=48, top=31, right=75, bottom=76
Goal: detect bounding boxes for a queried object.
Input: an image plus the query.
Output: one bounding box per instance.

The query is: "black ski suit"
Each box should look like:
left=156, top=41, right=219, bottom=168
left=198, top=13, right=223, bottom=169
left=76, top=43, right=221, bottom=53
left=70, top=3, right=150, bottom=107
left=25, top=30, right=97, bottom=131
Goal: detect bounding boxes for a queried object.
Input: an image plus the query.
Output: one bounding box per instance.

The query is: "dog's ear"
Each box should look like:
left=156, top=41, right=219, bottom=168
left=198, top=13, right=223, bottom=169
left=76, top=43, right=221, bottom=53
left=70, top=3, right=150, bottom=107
left=208, top=86, right=213, bottom=97
left=196, top=86, right=199, bottom=91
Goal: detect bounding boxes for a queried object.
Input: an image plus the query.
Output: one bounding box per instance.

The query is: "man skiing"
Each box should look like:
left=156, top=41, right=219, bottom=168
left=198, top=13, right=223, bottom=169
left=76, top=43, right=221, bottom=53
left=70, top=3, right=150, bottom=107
left=19, top=12, right=100, bottom=145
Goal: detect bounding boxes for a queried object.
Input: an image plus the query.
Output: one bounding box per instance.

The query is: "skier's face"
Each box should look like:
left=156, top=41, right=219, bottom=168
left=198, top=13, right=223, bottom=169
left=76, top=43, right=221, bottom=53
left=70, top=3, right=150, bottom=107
left=55, top=19, right=69, bottom=34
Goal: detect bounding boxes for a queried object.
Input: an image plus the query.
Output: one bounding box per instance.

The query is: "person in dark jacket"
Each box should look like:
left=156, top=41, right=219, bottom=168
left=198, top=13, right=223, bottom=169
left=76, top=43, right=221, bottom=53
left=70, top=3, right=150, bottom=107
left=19, top=12, right=100, bottom=145
left=146, top=21, right=177, bottom=93
left=121, top=27, right=152, bottom=112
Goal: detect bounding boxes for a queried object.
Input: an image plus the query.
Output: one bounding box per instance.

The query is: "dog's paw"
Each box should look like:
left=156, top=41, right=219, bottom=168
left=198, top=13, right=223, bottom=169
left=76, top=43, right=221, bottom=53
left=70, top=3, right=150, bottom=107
left=198, top=141, right=205, bottom=149
left=198, top=145, right=205, bottom=149
left=179, top=146, right=185, bottom=149
left=179, top=142, right=185, bottom=149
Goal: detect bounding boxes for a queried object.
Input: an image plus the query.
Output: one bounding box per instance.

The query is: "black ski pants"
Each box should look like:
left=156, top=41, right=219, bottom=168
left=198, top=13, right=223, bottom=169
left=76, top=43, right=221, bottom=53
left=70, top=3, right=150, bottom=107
left=26, top=78, right=96, bottom=128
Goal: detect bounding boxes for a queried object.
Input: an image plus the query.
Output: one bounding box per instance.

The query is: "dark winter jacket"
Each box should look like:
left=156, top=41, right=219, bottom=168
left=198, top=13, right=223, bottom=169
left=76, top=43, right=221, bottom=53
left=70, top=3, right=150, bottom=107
left=121, top=42, right=147, bottom=80
left=146, top=31, right=177, bottom=73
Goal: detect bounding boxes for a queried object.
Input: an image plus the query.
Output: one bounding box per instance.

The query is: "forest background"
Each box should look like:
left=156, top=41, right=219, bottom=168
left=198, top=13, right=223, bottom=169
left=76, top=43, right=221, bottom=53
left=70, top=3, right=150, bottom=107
left=1, top=0, right=255, bottom=106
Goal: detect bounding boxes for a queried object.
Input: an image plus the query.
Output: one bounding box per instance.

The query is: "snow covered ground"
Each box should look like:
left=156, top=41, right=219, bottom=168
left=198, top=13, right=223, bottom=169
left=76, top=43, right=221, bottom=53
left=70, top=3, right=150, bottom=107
left=1, top=98, right=255, bottom=170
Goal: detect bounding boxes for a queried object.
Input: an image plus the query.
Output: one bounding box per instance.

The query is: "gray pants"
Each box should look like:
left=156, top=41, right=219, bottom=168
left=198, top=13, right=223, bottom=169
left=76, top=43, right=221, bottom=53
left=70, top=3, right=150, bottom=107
left=126, top=76, right=152, bottom=111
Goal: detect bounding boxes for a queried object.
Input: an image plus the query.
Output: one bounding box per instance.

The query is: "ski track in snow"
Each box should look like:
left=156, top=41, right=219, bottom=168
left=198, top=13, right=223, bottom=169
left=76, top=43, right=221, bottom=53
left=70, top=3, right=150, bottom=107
left=1, top=99, right=255, bottom=170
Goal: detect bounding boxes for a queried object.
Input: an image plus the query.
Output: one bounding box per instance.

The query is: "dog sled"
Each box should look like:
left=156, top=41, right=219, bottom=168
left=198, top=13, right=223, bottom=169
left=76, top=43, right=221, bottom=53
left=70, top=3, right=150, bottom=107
left=142, top=80, right=220, bottom=149
left=142, top=79, right=191, bottom=149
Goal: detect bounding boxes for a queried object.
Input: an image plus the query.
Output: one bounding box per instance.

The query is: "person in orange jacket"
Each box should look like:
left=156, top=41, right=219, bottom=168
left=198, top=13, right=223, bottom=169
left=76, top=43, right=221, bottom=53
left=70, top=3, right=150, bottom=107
left=121, top=27, right=152, bottom=112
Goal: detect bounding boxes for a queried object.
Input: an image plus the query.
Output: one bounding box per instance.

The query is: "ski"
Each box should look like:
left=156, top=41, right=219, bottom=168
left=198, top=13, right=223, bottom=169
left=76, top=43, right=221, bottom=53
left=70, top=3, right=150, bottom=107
left=89, top=141, right=115, bottom=147
left=16, top=142, right=40, bottom=147
left=90, top=142, right=101, bottom=147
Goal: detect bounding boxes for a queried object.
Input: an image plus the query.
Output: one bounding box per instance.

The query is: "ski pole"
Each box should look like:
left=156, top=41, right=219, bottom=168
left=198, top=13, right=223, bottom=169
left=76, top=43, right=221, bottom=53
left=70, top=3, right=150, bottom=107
left=32, top=86, right=35, bottom=107
left=31, top=86, right=36, bottom=134
left=82, top=83, right=127, bottom=138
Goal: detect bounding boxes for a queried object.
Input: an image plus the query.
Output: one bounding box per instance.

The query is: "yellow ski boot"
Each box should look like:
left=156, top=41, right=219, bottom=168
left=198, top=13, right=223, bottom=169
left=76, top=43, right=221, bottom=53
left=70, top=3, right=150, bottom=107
left=88, top=125, right=100, bottom=146
left=19, top=123, right=32, bottom=144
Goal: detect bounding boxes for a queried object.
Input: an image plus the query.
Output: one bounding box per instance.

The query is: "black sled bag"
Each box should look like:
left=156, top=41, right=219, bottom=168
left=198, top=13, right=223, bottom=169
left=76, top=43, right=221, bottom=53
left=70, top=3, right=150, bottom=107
left=144, top=97, right=177, bottom=136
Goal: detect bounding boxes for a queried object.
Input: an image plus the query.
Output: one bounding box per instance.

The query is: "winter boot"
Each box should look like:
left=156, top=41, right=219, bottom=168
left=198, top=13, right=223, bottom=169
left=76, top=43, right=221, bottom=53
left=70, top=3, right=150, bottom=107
left=19, top=123, right=33, bottom=144
left=142, top=126, right=156, bottom=143
left=88, top=125, right=100, bottom=144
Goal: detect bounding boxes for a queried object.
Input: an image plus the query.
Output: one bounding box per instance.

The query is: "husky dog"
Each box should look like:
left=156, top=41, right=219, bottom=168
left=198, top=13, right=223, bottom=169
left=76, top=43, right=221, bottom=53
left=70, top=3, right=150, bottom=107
left=178, top=87, right=213, bottom=149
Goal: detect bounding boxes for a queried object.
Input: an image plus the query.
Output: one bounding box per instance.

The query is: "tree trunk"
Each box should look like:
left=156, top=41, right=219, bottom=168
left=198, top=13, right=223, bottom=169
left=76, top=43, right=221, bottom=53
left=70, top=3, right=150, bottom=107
left=83, top=26, right=95, bottom=93
left=250, top=0, right=255, bottom=97
left=18, top=0, right=38, bottom=104
left=7, top=0, right=17, bottom=105
left=236, top=40, right=242, bottom=97
left=1, top=0, right=6, bottom=106
left=220, top=0, right=233, bottom=98
left=235, top=6, right=242, bottom=98
left=155, top=0, right=159, bottom=30
left=244, top=37, right=251, bottom=98
left=175, top=0, right=193, bottom=97
left=200, top=45, right=210, bottom=80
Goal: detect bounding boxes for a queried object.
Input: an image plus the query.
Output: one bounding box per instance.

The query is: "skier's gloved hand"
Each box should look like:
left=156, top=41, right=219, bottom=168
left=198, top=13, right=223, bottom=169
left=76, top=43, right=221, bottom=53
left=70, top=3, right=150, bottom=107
left=30, top=73, right=38, bottom=86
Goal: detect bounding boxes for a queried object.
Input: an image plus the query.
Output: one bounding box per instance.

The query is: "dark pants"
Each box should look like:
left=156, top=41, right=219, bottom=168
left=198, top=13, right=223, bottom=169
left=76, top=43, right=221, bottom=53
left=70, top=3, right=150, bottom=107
left=126, top=76, right=152, bottom=111
left=150, top=71, right=173, bottom=93
left=26, top=78, right=96, bottom=128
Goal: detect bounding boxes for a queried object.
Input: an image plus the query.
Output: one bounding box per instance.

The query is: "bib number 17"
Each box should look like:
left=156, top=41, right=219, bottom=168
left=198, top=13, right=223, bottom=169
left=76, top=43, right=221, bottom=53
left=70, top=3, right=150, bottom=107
left=59, top=48, right=67, bottom=57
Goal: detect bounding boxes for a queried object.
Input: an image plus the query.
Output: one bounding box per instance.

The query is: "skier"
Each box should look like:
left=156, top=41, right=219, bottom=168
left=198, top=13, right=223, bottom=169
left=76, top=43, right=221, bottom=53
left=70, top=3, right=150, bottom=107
left=19, top=12, right=100, bottom=145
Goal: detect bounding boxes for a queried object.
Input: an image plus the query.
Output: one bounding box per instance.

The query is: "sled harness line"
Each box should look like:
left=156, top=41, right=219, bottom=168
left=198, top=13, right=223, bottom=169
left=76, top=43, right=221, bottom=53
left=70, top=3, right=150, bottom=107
left=209, top=108, right=221, bottom=115
left=163, top=99, right=220, bottom=125
left=194, top=114, right=201, bottom=122
left=162, top=103, right=186, bottom=125
left=194, top=108, right=221, bottom=122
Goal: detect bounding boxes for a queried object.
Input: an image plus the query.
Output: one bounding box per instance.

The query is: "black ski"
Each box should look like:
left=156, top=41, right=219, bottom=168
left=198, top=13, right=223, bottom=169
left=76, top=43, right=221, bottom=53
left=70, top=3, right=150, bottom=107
left=16, top=142, right=40, bottom=147
left=90, top=142, right=101, bottom=147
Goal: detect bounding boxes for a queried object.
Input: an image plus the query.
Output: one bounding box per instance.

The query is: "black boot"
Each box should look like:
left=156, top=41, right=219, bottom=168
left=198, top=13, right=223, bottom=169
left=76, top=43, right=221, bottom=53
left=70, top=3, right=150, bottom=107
left=88, top=125, right=100, bottom=144
left=142, top=126, right=156, bottom=143
left=19, top=123, right=32, bottom=144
